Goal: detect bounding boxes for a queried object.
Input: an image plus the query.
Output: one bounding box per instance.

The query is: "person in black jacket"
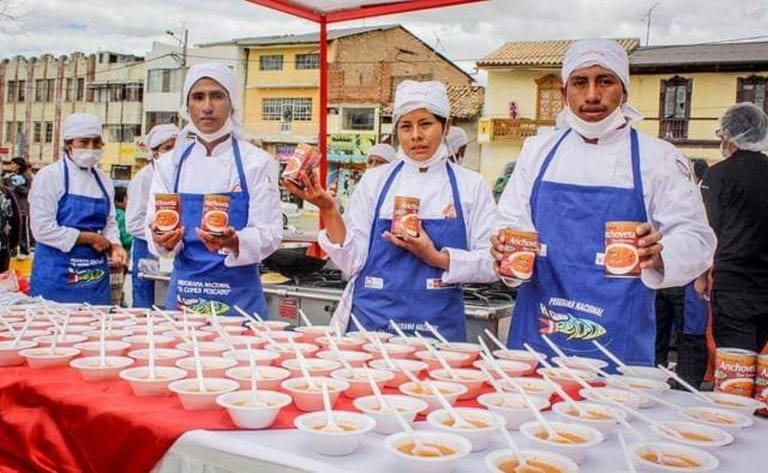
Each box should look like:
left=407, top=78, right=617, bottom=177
left=700, top=102, right=768, bottom=353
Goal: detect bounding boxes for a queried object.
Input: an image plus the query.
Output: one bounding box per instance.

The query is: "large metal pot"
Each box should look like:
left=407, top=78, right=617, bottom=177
left=262, top=242, right=327, bottom=278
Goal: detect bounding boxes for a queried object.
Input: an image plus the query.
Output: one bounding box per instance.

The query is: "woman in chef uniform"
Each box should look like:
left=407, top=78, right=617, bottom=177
left=29, top=113, right=128, bottom=304
left=284, top=80, right=497, bottom=341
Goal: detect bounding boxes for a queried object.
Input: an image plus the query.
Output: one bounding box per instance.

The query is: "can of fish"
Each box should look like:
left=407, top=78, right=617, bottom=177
left=604, top=221, right=642, bottom=277
left=392, top=196, right=420, bottom=238
left=755, top=354, right=768, bottom=416
left=498, top=229, right=538, bottom=281
left=714, top=348, right=757, bottom=397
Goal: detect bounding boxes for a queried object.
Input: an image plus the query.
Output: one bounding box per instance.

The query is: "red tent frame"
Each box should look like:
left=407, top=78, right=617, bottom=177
left=244, top=0, right=487, bottom=190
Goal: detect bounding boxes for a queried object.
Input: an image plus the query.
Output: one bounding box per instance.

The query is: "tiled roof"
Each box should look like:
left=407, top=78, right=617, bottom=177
left=630, top=41, right=768, bottom=67
left=477, top=38, right=640, bottom=67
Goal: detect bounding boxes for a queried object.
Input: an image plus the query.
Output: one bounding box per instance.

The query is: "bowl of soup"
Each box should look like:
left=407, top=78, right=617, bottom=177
left=0, top=340, right=37, bottom=366
left=281, top=376, right=350, bottom=412
left=222, top=348, right=280, bottom=367
left=399, top=380, right=467, bottom=414
left=261, top=331, right=304, bottom=344
left=123, top=334, right=176, bottom=350
left=476, top=392, right=550, bottom=430
left=363, top=342, right=416, bottom=361
left=604, top=375, right=670, bottom=404
left=579, top=387, right=646, bottom=410
left=69, top=355, right=135, bottom=381
left=631, top=442, right=719, bottom=471
left=82, top=329, right=134, bottom=342
left=294, top=411, right=376, bottom=456
left=497, top=377, right=556, bottom=399
left=679, top=407, right=754, bottom=432
left=617, top=365, right=670, bottom=382
left=294, top=325, right=337, bottom=344
left=200, top=325, right=248, bottom=337
left=167, top=377, right=239, bottom=410
left=127, top=348, right=188, bottom=367
left=316, top=349, right=373, bottom=368
left=485, top=448, right=579, bottom=473
left=552, top=356, right=609, bottom=372
left=19, top=346, right=81, bottom=369
left=214, top=335, right=266, bottom=350
left=520, top=420, right=604, bottom=464
left=426, top=407, right=503, bottom=452
left=73, top=340, right=131, bottom=358
left=551, top=400, right=626, bottom=434
left=536, top=367, right=595, bottom=391
left=472, top=359, right=531, bottom=379
left=211, top=315, right=249, bottom=327
left=413, top=350, right=470, bottom=371
left=32, top=334, right=88, bottom=348
left=174, top=341, right=230, bottom=356
left=175, top=356, right=237, bottom=378
left=650, top=421, right=733, bottom=449
left=217, top=389, right=293, bottom=429
left=330, top=367, right=395, bottom=398
left=369, top=358, right=429, bottom=388
left=433, top=342, right=483, bottom=367
left=263, top=342, right=319, bottom=366
left=224, top=365, right=290, bottom=391
left=346, top=331, right=392, bottom=343
left=246, top=320, right=291, bottom=333
left=119, top=366, right=188, bottom=396
left=703, top=392, right=763, bottom=416
left=385, top=430, right=472, bottom=473
left=315, top=335, right=367, bottom=352
left=492, top=349, right=544, bottom=375
left=281, top=358, right=341, bottom=379
left=389, top=335, right=438, bottom=357
left=352, top=394, right=429, bottom=434
left=0, top=329, right=51, bottom=341
left=428, top=368, right=487, bottom=400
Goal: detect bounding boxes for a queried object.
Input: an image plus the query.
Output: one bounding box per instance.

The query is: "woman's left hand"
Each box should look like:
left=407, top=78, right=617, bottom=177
left=383, top=222, right=450, bottom=270
left=197, top=227, right=239, bottom=254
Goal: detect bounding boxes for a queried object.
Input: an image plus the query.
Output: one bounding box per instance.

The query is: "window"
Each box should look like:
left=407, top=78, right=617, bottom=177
left=4, top=122, right=14, bottom=142
left=660, top=76, right=692, bottom=141
left=145, top=112, right=178, bottom=133
left=296, top=53, right=319, bottom=70
left=35, top=79, right=45, bottom=102
left=45, top=122, right=53, bottom=143
left=737, top=76, right=768, bottom=114
left=47, top=79, right=55, bottom=102
left=6, top=80, right=16, bottom=103
left=65, top=78, right=73, bottom=101
left=125, top=83, right=143, bottom=102
left=76, top=78, right=85, bottom=101
left=104, top=124, right=141, bottom=142
left=147, top=69, right=183, bottom=93
left=33, top=122, right=42, bottom=143
left=262, top=98, right=313, bottom=121
left=535, top=74, right=564, bottom=121
left=342, top=108, right=376, bottom=131
left=259, top=55, right=283, bottom=71
left=17, top=80, right=25, bottom=102
left=111, top=165, right=133, bottom=180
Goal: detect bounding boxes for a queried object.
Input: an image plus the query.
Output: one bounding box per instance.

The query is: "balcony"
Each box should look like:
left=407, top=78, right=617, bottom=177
left=479, top=118, right=556, bottom=143
left=660, top=118, right=689, bottom=142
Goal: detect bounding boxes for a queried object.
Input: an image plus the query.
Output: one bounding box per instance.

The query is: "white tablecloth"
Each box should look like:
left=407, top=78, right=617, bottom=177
left=153, top=391, right=768, bottom=473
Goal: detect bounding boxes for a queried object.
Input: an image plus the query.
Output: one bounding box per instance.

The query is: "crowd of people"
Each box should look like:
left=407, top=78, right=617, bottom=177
left=17, top=38, right=768, bottom=387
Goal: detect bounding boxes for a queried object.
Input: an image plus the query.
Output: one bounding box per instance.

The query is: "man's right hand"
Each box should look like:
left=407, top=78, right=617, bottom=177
left=151, top=222, right=185, bottom=251
left=281, top=170, right=337, bottom=212
left=77, top=231, right=112, bottom=253
left=490, top=231, right=506, bottom=277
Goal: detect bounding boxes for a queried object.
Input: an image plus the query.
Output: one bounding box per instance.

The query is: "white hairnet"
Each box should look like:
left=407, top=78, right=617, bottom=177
left=720, top=102, right=768, bottom=152
left=367, top=143, right=397, bottom=163
left=559, top=38, right=643, bottom=123
left=446, top=126, right=469, bottom=153
left=62, top=113, right=101, bottom=141
left=393, top=80, right=450, bottom=124
left=145, top=124, right=179, bottom=150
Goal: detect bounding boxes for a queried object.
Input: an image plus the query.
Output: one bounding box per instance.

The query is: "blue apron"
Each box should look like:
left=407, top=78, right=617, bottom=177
left=351, top=160, right=469, bottom=342
left=166, top=138, right=267, bottom=317
left=131, top=237, right=155, bottom=308
left=30, top=158, right=111, bottom=304
left=683, top=282, right=708, bottom=335
left=507, top=129, right=656, bottom=366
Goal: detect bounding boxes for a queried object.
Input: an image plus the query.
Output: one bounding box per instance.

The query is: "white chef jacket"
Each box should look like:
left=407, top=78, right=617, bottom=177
left=497, top=125, right=716, bottom=289
left=145, top=137, right=282, bottom=267
left=320, top=154, right=498, bottom=325
left=29, top=157, right=120, bottom=253
left=126, top=160, right=155, bottom=239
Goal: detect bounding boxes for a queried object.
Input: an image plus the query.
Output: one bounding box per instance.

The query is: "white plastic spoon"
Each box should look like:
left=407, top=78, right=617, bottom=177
left=248, top=364, right=268, bottom=408
left=148, top=312, right=157, bottom=380
left=424, top=321, right=450, bottom=345
left=324, top=328, right=354, bottom=371
left=372, top=333, right=397, bottom=370
left=98, top=313, right=107, bottom=369
left=414, top=331, right=459, bottom=381
left=320, top=378, right=343, bottom=432
left=389, top=320, right=409, bottom=339
left=495, top=414, right=534, bottom=473
left=618, top=431, right=638, bottom=473
left=592, top=340, right=628, bottom=369
left=298, top=308, right=313, bottom=328
left=11, top=319, right=32, bottom=348
left=657, top=365, right=715, bottom=405
left=523, top=343, right=585, bottom=414
left=484, top=328, right=507, bottom=351
left=289, top=336, right=317, bottom=390
left=427, top=379, right=474, bottom=429
left=190, top=325, right=207, bottom=393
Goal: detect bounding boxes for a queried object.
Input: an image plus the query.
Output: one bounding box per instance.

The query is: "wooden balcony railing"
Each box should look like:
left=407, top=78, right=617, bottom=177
left=490, top=118, right=556, bottom=142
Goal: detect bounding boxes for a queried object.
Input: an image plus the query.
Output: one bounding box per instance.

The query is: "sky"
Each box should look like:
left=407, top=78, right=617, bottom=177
left=1, top=0, right=767, bottom=83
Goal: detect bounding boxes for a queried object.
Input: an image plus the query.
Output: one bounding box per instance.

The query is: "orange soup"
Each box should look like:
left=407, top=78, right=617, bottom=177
left=640, top=451, right=701, bottom=468
left=498, top=459, right=562, bottom=473
left=396, top=441, right=456, bottom=457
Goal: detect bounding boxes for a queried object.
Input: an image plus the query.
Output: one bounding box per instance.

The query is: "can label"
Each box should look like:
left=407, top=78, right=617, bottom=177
left=714, top=348, right=757, bottom=397
left=755, top=355, right=768, bottom=415
left=154, top=193, right=181, bottom=234
left=498, top=229, right=538, bottom=281
left=392, top=196, right=420, bottom=238
left=281, top=143, right=320, bottom=188
left=201, top=194, right=230, bottom=236
left=604, top=221, right=641, bottom=277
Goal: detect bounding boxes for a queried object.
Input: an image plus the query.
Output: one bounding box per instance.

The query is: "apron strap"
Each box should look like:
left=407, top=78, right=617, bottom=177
left=62, top=157, right=71, bottom=196
left=628, top=129, right=647, bottom=220
left=445, top=161, right=468, bottom=250
left=91, top=168, right=111, bottom=215
left=531, top=129, right=571, bottom=225
left=173, top=143, right=197, bottom=193
left=231, top=138, right=250, bottom=200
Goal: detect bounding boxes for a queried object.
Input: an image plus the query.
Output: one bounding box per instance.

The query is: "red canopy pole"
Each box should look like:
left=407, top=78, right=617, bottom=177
left=319, top=17, right=328, bottom=192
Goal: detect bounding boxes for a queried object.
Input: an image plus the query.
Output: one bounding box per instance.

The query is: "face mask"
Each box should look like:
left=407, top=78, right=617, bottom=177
left=69, top=148, right=103, bottom=168
left=189, top=117, right=232, bottom=143
left=563, top=103, right=627, bottom=140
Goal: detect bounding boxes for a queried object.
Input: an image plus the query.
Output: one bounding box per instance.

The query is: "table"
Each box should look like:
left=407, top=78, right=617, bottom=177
left=153, top=391, right=768, bottom=473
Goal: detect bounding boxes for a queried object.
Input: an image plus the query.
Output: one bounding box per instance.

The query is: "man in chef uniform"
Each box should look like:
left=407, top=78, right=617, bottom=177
left=126, top=123, right=178, bottom=308
left=446, top=126, right=469, bottom=165
left=29, top=113, right=128, bottom=304
left=494, top=39, right=716, bottom=366
left=147, top=63, right=282, bottom=316
left=366, top=143, right=398, bottom=169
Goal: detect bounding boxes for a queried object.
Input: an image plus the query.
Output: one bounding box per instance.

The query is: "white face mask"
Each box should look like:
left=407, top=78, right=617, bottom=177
left=189, top=117, right=232, bottom=143
left=69, top=148, right=103, bottom=168
left=563, top=104, right=627, bottom=140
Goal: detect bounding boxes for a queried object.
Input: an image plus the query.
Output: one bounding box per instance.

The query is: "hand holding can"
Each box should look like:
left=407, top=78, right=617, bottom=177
left=498, top=229, right=538, bottom=282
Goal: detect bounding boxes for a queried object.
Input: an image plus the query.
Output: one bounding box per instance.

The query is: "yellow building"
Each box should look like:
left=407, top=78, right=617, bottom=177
left=476, top=39, right=768, bottom=184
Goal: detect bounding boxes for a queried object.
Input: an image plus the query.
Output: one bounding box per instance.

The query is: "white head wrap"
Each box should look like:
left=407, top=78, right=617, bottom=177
left=557, top=38, right=643, bottom=125
left=446, top=126, right=469, bottom=153
left=393, top=80, right=451, bottom=124
left=367, top=143, right=397, bottom=163
left=62, top=113, right=101, bottom=141
left=146, top=124, right=179, bottom=150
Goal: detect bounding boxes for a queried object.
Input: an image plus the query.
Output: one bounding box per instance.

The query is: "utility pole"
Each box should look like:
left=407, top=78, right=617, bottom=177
left=645, top=3, right=658, bottom=46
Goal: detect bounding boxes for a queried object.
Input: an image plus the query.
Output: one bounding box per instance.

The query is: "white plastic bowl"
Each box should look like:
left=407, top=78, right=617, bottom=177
left=484, top=448, right=579, bottom=473
left=294, top=325, right=336, bottom=344
left=433, top=342, right=483, bottom=367
left=224, top=365, right=291, bottom=391
left=212, top=315, right=249, bottom=327
left=216, top=335, right=266, bottom=349
left=426, top=407, right=504, bottom=452
left=330, top=367, right=395, bottom=398
left=82, top=329, right=134, bottom=341
left=122, top=324, right=174, bottom=334
left=604, top=375, right=671, bottom=407
left=552, top=355, right=609, bottom=371
left=247, top=320, right=291, bottom=333
left=222, top=349, right=280, bottom=367
left=123, top=334, right=176, bottom=350
left=704, top=392, right=763, bottom=416
left=316, top=349, right=373, bottom=368
left=0, top=340, right=37, bottom=366
left=259, top=330, right=302, bottom=344
left=551, top=400, right=626, bottom=435
left=536, top=367, right=595, bottom=391
left=476, top=392, right=550, bottom=430
left=69, top=355, right=135, bottom=381
left=174, top=341, right=230, bottom=355
left=618, top=365, right=670, bottom=381
left=631, top=442, right=719, bottom=471
left=498, top=377, right=556, bottom=399
left=294, top=411, right=376, bottom=456
left=385, top=430, right=472, bottom=473
left=56, top=324, right=92, bottom=334
left=264, top=343, right=319, bottom=365
left=282, top=358, right=342, bottom=378
left=217, top=390, right=292, bottom=429
left=472, top=359, right=531, bottom=379
left=20, top=346, right=80, bottom=369
left=175, top=356, right=237, bottom=377
left=315, top=336, right=367, bottom=352
left=369, top=358, right=429, bottom=388
left=200, top=325, right=248, bottom=336
left=579, top=387, right=646, bottom=410
left=168, top=377, right=239, bottom=410
left=32, top=334, right=88, bottom=348
left=346, top=331, right=392, bottom=342
left=352, top=394, right=428, bottom=434
left=281, top=376, right=350, bottom=412
left=363, top=342, right=416, bottom=360
left=73, top=340, right=131, bottom=357
left=0, top=329, right=51, bottom=341
left=119, top=366, right=188, bottom=396
left=650, top=420, right=733, bottom=448
left=127, top=348, right=188, bottom=367
left=398, top=380, right=467, bottom=414
left=679, top=407, right=754, bottom=432
left=428, top=368, right=486, bottom=400
left=413, top=350, right=470, bottom=370
left=492, top=349, right=543, bottom=375
left=520, top=420, right=604, bottom=464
